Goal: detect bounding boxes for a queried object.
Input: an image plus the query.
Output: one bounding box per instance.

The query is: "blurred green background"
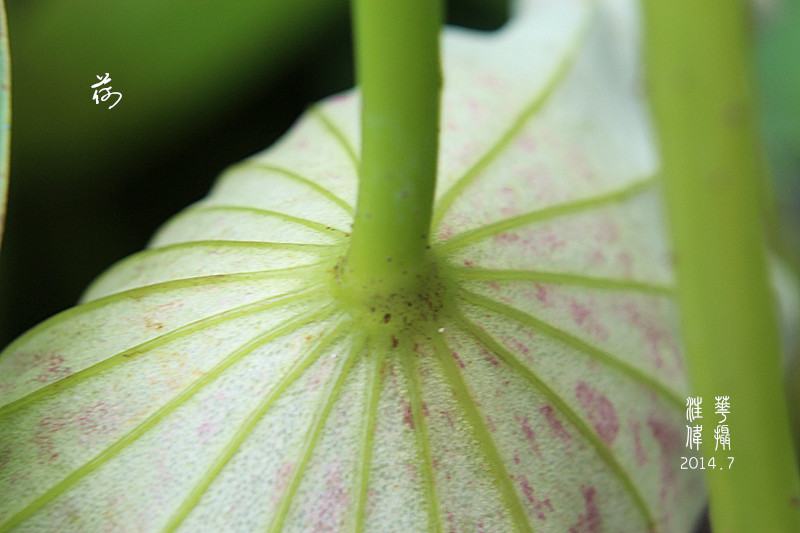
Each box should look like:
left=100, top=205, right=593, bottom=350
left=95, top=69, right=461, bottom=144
left=0, top=0, right=797, bottom=357
left=0, top=0, right=510, bottom=348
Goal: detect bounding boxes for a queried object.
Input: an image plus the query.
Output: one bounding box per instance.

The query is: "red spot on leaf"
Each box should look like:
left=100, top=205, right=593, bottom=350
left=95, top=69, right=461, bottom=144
left=575, top=382, right=619, bottom=446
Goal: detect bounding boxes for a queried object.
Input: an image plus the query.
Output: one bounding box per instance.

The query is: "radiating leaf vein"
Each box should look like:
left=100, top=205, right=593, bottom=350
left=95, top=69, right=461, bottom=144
left=450, top=310, right=656, bottom=531
left=400, top=346, right=442, bottom=533
left=1, top=269, right=324, bottom=370
left=310, top=106, right=360, bottom=170
left=0, top=286, right=326, bottom=418
left=431, top=334, right=534, bottom=533
left=160, top=313, right=348, bottom=533
left=457, top=289, right=684, bottom=409
left=267, top=330, right=367, bottom=533
left=448, top=267, right=674, bottom=296
left=233, top=162, right=355, bottom=216
left=436, top=178, right=657, bottom=253
left=352, top=342, right=384, bottom=533
left=162, top=205, right=350, bottom=240
left=432, top=4, right=593, bottom=230
left=0, top=304, right=337, bottom=533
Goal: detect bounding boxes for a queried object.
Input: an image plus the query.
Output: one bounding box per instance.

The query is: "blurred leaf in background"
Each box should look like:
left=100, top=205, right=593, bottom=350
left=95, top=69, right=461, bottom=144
left=0, top=0, right=509, bottom=348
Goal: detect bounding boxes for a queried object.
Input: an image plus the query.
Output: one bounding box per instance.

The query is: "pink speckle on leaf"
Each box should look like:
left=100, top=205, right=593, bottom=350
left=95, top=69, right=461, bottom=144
left=515, top=415, right=541, bottom=458
left=493, top=232, right=520, bottom=244
left=272, top=461, right=295, bottom=504
left=570, top=301, right=591, bottom=326
left=566, top=297, right=608, bottom=341
left=312, top=463, right=350, bottom=531
left=592, top=217, right=619, bottom=244
left=647, top=415, right=681, bottom=503
left=542, top=227, right=566, bottom=250
left=575, top=381, right=619, bottom=446
left=619, top=300, right=679, bottom=371
left=506, top=337, right=531, bottom=359
left=28, top=353, right=72, bottom=384
left=587, top=249, right=607, bottom=265
left=615, top=251, right=633, bottom=277
left=196, top=421, right=219, bottom=444
left=403, top=402, right=415, bottom=430
left=569, top=486, right=601, bottom=533
left=535, top=283, right=551, bottom=305
left=31, top=401, right=116, bottom=463
left=517, top=134, right=537, bottom=153
left=517, top=474, right=553, bottom=520
left=539, top=405, right=571, bottom=444
left=630, top=421, right=648, bottom=466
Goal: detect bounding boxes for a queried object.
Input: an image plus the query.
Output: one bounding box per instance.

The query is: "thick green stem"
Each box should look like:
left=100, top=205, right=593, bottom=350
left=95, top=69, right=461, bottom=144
left=344, top=0, right=442, bottom=298
left=644, top=2, right=800, bottom=531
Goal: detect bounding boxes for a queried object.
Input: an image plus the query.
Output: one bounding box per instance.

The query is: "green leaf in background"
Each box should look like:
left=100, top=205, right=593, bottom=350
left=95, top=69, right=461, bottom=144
left=2, top=1, right=794, bottom=531
left=0, top=0, right=9, bottom=247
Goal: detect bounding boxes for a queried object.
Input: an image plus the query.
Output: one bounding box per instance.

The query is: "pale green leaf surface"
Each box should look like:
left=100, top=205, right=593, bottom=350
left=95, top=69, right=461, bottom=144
left=0, top=1, right=721, bottom=531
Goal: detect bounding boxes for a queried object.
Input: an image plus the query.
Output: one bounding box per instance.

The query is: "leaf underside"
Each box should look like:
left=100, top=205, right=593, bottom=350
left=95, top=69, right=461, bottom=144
left=0, top=2, right=710, bottom=532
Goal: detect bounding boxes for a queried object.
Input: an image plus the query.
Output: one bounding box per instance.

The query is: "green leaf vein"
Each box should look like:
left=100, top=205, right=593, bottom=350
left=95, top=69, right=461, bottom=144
left=450, top=310, right=656, bottom=531
left=457, top=288, right=684, bottom=409
left=400, top=346, right=442, bottom=533
left=267, top=330, right=367, bottom=533
left=0, top=303, right=337, bottom=533
left=160, top=312, right=347, bottom=533
left=436, top=178, right=657, bottom=253
left=431, top=334, right=534, bottom=533
left=432, top=5, right=593, bottom=230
